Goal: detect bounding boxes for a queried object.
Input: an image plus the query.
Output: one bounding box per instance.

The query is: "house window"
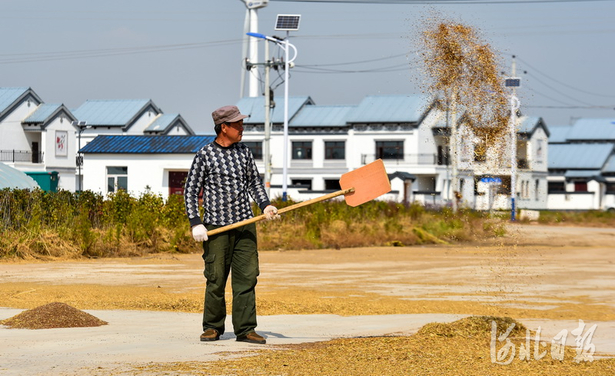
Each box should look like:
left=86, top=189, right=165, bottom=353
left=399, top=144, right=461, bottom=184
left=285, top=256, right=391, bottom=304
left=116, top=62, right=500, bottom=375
left=291, top=179, right=312, bottom=190
left=292, top=141, right=312, bottom=160
left=376, top=141, right=403, bottom=160
left=243, top=141, right=263, bottom=160
left=437, top=145, right=450, bottom=166
left=169, top=171, right=188, bottom=196
left=474, top=141, right=487, bottom=162
left=548, top=182, right=565, bottom=193
left=325, top=141, right=345, bottom=160
left=536, top=140, right=543, bottom=159
left=496, top=176, right=511, bottom=195
left=107, top=166, right=128, bottom=192
left=324, top=179, right=341, bottom=191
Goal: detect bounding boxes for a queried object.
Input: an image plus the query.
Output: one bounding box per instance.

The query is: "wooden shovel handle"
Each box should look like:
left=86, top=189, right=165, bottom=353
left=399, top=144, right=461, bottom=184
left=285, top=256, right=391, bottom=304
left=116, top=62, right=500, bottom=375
left=207, top=188, right=355, bottom=237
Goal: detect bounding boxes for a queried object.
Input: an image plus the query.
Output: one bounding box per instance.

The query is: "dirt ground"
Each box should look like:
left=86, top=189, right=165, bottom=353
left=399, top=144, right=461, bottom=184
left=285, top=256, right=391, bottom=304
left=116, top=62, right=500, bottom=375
left=1, top=223, right=615, bottom=375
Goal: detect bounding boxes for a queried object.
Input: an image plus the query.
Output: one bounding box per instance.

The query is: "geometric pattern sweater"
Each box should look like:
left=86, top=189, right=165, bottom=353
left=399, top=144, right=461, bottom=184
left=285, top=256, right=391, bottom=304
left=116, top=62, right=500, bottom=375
left=184, top=141, right=271, bottom=227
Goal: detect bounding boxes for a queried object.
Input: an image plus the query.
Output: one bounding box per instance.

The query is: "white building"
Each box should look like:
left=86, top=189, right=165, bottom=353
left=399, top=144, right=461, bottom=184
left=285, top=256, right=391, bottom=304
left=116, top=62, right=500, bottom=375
left=0, top=87, right=79, bottom=190
left=547, top=119, right=615, bottom=211
left=0, top=87, right=196, bottom=192
left=80, top=135, right=214, bottom=197
left=72, top=99, right=195, bottom=191
left=79, top=94, right=551, bottom=209
left=238, top=94, right=550, bottom=210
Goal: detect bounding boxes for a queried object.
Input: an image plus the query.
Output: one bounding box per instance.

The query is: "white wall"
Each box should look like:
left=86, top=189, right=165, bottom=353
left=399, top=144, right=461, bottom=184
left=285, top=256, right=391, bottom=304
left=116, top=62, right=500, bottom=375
left=125, top=108, right=161, bottom=135
left=82, top=154, right=192, bottom=198
left=604, top=193, right=615, bottom=211
left=0, top=100, right=39, bottom=152
left=530, top=127, right=548, bottom=172
left=42, top=115, right=78, bottom=191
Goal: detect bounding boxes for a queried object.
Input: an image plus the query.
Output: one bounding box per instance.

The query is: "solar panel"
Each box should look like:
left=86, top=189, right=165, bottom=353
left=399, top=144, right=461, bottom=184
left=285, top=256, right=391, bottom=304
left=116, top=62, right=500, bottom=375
left=505, top=77, right=521, bottom=88
left=275, top=14, right=301, bottom=31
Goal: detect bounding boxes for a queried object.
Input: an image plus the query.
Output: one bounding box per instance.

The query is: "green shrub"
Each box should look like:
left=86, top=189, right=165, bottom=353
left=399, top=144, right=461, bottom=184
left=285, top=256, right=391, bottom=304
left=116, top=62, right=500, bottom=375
left=0, top=188, right=516, bottom=260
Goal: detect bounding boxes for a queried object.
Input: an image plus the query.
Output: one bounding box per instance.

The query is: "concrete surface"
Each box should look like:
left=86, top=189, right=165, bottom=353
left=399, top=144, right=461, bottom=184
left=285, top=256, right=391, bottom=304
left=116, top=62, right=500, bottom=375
left=1, top=309, right=467, bottom=375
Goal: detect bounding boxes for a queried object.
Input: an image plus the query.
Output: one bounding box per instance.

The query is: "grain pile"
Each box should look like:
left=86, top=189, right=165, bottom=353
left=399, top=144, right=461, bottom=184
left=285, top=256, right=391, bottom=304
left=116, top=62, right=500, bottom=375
left=0, top=302, right=107, bottom=329
left=134, top=316, right=615, bottom=376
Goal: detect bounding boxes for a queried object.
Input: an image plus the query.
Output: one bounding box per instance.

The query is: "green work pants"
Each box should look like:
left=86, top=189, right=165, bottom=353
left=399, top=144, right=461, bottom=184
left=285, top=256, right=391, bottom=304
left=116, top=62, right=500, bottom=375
left=202, top=223, right=259, bottom=337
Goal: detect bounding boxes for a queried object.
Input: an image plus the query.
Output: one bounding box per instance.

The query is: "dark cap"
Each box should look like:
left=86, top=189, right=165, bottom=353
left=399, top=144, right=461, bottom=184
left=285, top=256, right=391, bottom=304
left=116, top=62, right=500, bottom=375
left=212, top=105, right=249, bottom=125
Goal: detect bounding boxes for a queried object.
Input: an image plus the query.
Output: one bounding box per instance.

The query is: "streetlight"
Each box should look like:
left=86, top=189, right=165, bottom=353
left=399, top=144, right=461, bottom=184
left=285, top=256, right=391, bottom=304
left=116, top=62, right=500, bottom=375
left=505, top=56, right=521, bottom=221
left=247, top=24, right=298, bottom=201
left=72, top=120, right=88, bottom=192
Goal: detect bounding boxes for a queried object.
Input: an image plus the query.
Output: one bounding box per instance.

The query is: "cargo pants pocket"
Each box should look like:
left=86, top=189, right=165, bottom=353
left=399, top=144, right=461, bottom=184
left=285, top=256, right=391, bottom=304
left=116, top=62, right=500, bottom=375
left=203, top=253, right=216, bottom=281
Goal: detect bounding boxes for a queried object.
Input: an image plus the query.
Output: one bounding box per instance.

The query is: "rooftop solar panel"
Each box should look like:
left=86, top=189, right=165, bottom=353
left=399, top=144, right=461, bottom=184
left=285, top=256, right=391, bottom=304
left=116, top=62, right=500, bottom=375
left=275, top=14, right=301, bottom=31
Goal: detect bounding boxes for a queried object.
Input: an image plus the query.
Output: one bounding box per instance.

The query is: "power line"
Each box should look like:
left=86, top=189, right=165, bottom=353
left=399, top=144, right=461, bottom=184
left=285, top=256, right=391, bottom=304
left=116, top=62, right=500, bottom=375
left=524, top=72, right=595, bottom=106
left=515, top=56, right=615, bottom=98
left=0, top=40, right=240, bottom=65
left=295, top=63, right=413, bottom=73
left=271, top=0, right=614, bottom=4
left=300, top=51, right=416, bottom=67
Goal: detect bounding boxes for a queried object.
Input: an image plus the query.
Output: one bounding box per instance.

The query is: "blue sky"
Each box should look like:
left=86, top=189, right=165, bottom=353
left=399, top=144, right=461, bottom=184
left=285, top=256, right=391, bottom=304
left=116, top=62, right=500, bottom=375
left=0, top=0, right=613, bottom=134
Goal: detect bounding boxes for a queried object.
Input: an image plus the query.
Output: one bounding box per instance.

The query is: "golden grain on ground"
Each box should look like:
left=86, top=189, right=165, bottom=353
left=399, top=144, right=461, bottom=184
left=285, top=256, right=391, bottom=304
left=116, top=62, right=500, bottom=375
left=132, top=316, right=615, bottom=376
left=0, top=302, right=107, bottom=329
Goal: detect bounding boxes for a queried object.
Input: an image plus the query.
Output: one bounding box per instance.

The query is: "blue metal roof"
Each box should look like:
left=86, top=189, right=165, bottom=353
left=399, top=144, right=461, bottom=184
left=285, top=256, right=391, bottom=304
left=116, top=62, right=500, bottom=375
left=289, top=105, right=355, bottom=127
left=603, top=155, right=615, bottom=174
left=566, top=118, right=615, bottom=141
left=23, top=103, right=62, bottom=123
left=145, top=113, right=179, bottom=132
left=237, top=96, right=313, bottom=124
left=0, top=87, right=29, bottom=114
left=565, top=170, right=602, bottom=178
left=0, top=162, right=39, bottom=190
left=80, top=135, right=216, bottom=154
left=548, top=125, right=572, bottom=143
left=517, top=116, right=550, bottom=137
left=72, top=99, right=156, bottom=127
left=548, top=143, right=614, bottom=169
left=345, top=94, right=431, bottom=123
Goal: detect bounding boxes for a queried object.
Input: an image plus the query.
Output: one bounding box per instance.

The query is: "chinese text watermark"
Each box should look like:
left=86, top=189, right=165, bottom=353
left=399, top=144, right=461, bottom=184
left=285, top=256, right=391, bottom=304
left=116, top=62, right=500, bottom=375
left=491, top=319, right=597, bottom=365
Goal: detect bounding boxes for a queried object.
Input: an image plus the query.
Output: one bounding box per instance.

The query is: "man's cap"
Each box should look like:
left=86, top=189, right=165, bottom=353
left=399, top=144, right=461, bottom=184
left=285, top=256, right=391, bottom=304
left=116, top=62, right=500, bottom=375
left=212, top=105, right=249, bottom=125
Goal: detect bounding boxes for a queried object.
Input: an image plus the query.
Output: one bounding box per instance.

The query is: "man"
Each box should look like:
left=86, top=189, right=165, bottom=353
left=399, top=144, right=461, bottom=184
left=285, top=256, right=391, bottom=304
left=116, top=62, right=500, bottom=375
left=184, top=105, right=279, bottom=345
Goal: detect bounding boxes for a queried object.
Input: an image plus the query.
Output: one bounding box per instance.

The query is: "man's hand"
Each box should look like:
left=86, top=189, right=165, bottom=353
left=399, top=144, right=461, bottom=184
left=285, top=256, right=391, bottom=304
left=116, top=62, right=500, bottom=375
left=191, top=224, right=208, bottom=242
left=264, top=205, right=281, bottom=221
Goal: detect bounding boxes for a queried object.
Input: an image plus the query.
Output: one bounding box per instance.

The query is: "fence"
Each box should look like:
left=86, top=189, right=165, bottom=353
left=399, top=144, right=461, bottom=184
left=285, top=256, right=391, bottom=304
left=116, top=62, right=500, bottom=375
left=0, top=150, right=44, bottom=163
left=361, top=153, right=436, bottom=165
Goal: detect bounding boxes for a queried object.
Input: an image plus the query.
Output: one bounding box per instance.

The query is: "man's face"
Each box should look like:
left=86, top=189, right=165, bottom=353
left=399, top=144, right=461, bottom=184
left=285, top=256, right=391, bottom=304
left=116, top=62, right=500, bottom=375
left=224, top=120, right=244, bottom=143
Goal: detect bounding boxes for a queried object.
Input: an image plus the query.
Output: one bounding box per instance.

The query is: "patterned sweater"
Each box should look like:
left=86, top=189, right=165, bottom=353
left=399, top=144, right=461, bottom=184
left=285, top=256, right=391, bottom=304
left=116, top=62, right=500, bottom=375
left=184, top=141, right=271, bottom=227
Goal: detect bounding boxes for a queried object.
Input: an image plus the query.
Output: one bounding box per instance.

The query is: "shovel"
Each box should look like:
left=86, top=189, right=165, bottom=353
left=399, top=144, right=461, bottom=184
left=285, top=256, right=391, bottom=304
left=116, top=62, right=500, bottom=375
left=207, top=159, right=391, bottom=236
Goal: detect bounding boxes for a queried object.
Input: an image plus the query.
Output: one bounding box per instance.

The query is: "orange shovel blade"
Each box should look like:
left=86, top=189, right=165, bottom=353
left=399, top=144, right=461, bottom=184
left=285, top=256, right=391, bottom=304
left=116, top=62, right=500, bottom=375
left=339, top=159, right=391, bottom=207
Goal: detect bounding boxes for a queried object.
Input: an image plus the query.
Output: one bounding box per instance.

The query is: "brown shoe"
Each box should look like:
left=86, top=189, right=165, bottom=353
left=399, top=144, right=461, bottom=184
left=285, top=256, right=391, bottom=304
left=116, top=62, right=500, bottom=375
left=236, top=331, right=266, bottom=344
left=200, top=328, right=220, bottom=342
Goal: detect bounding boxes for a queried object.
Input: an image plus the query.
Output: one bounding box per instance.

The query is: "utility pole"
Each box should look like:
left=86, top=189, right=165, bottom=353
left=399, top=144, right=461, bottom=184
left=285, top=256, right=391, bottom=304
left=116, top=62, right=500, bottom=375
left=72, top=120, right=88, bottom=192
left=247, top=32, right=292, bottom=198
left=450, top=96, right=459, bottom=212
left=263, top=41, right=272, bottom=196
left=506, top=56, right=521, bottom=221
left=247, top=15, right=299, bottom=201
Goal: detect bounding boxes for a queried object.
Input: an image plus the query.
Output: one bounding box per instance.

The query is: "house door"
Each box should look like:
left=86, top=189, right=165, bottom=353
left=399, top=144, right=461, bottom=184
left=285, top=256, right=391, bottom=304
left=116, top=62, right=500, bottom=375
left=169, top=171, right=188, bottom=196
left=32, top=142, right=39, bottom=163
